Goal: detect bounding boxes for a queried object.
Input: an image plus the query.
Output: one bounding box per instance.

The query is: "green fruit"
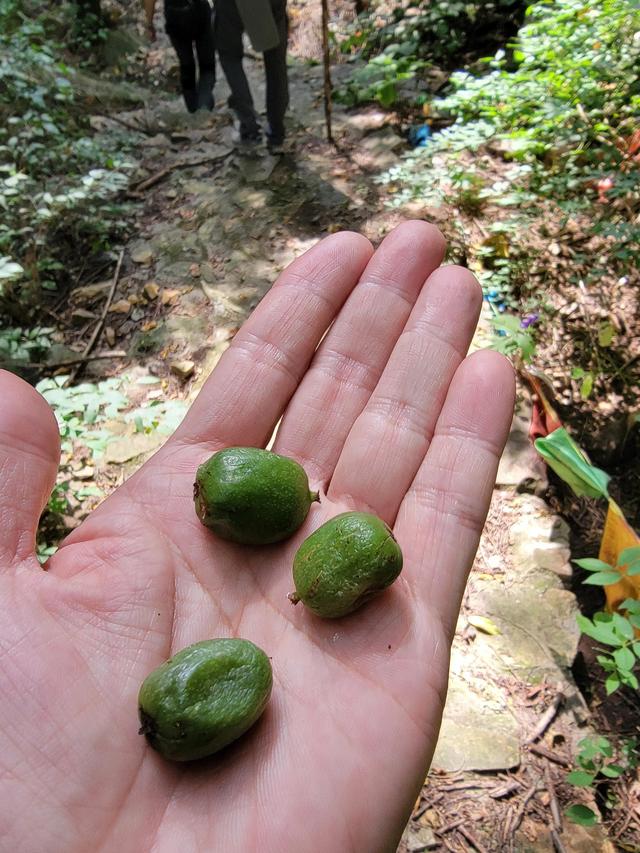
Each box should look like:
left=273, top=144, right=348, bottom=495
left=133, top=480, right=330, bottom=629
left=138, top=638, right=273, bottom=762
left=290, top=511, right=403, bottom=618
left=194, top=447, right=319, bottom=545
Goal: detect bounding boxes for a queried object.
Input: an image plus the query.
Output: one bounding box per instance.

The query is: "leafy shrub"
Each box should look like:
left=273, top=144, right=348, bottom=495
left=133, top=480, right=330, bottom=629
left=379, top=0, right=640, bottom=290
left=0, top=0, right=134, bottom=312
left=565, top=735, right=638, bottom=826
left=340, top=0, right=525, bottom=67
left=336, top=44, right=427, bottom=108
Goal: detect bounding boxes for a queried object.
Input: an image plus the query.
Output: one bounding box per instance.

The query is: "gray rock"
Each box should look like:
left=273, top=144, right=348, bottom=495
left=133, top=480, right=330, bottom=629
left=70, top=71, right=147, bottom=108
left=401, top=824, right=438, bottom=852
left=170, top=360, right=195, bottom=381
left=131, top=244, right=153, bottom=265
left=100, top=28, right=143, bottom=67
left=514, top=821, right=611, bottom=852
left=432, top=667, right=521, bottom=772
left=497, top=411, right=548, bottom=493
left=510, top=494, right=572, bottom=580
left=104, top=432, right=164, bottom=465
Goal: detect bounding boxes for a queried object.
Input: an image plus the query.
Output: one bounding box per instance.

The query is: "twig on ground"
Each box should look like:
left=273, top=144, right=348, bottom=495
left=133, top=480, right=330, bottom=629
left=98, top=113, right=155, bottom=136
left=550, top=828, right=567, bottom=853
left=1, top=351, right=127, bottom=371
left=544, top=762, right=562, bottom=833
left=457, top=825, right=490, bottom=853
left=504, top=781, right=540, bottom=844
left=525, top=692, right=564, bottom=744
left=440, top=781, right=490, bottom=793
left=490, top=780, right=522, bottom=799
left=127, top=152, right=231, bottom=196
left=66, top=249, right=124, bottom=386
left=435, top=818, right=463, bottom=836
left=528, top=743, right=571, bottom=767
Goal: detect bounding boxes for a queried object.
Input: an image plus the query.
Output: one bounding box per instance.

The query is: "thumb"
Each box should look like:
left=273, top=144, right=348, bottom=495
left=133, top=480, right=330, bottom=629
left=0, top=370, right=60, bottom=567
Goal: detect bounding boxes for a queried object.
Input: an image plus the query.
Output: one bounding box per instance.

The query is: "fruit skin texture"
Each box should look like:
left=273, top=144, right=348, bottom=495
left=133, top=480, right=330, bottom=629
left=291, top=511, right=403, bottom=618
left=138, top=638, right=273, bottom=761
left=194, top=447, right=319, bottom=545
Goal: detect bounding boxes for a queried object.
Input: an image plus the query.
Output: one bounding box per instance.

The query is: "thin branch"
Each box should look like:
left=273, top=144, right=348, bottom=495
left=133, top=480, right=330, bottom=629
left=98, top=113, right=156, bottom=136
left=524, top=692, right=564, bottom=744
left=544, top=762, right=563, bottom=833
left=127, top=152, right=231, bottom=197
left=458, top=826, right=490, bottom=853
left=66, top=249, right=124, bottom=386
left=528, top=743, right=570, bottom=767
left=1, top=351, right=127, bottom=371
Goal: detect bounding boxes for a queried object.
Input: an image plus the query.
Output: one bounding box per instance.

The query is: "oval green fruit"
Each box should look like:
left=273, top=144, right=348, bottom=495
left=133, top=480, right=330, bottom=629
left=194, top=447, right=319, bottom=545
left=138, top=638, right=273, bottom=761
left=290, top=511, right=403, bottom=618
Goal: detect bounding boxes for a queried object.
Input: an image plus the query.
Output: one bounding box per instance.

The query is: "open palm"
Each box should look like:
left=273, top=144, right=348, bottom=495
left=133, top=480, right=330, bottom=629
left=1, top=222, right=514, bottom=853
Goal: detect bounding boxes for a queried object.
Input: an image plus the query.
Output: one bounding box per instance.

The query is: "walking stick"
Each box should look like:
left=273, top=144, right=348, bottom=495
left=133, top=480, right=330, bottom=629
left=321, top=0, right=334, bottom=143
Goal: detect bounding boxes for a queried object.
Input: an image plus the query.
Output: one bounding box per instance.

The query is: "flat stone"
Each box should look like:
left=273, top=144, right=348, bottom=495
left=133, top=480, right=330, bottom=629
left=431, top=667, right=521, bottom=772
left=100, top=28, right=143, bottom=67
left=497, top=411, right=548, bottom=493
left=170, top=360, right=195, bottom=381
left=510, top=494, right=572, bottom=580
left=104, top=432, right=164, bottom=465
left=143, top=282, right=160, bottom=300
left=108, top=299, right=131, bottom=314
left=70, top=71, right=146, bottom=108
left=71, top=308, right=98, bottom=324
left=71, top=280, right=112, bottom=302
left=473, top=579, right=581, bottom=679
left=237, top=154, right=278, bottom=183
left=401, top=824, right=438, bottom=852
left=514, top=821, right=611, bottom=852
left=131, top=244, right=153, bottom=265
left=146, top=133, right=171, bottom=148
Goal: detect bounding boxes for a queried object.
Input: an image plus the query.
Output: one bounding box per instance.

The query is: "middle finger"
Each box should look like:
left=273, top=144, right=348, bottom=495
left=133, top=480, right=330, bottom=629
left=273, top=221, right=445, bottom=485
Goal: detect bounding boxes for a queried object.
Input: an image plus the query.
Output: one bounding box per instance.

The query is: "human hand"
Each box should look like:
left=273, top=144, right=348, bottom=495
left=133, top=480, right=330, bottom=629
left=0, top=222, right=514, bottom=852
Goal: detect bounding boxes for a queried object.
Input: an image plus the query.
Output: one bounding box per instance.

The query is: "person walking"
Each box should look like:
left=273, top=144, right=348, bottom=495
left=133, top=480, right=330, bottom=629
left=145, top=0, right=216, bottom=114
left=215, top=0, right=289, bottom=152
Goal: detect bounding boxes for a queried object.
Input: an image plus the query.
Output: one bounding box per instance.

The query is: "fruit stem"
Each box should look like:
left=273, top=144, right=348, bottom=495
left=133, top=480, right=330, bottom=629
left=287, top=592, right=300, bottom=605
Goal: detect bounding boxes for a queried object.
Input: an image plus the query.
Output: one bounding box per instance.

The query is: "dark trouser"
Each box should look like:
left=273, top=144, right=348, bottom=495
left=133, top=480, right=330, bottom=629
left=215, top=0, right=289, bottom=141
left=165, top=0, right=216, bottom=113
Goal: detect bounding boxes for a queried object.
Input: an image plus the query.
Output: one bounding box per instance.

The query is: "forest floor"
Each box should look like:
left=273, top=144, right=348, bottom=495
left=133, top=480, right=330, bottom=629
left=15, top=1, right=640, bottom=850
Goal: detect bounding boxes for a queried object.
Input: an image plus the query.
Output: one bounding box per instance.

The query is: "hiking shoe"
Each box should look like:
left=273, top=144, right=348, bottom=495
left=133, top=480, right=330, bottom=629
left=266, top=137, right=286, bottom=155
left=231, top=129, right=262, bottom=153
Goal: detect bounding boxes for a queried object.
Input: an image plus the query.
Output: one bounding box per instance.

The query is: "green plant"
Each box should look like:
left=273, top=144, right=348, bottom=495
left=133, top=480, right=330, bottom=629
left=377, top=0, right=640, bottom=320
left=339, top=0, right=524, bottom=67
left=0, top=326, right=53, bottom=361
left=488, top=313, right=536, bottom=363
left=0, top=0, right=135, bottom=310
left=336, top=44, right=426, bottom=108
left=35, top=374, right=189, bottom=558
left=565, top=735, right=638, bottom=826
left=574, top=547, right=640, bottom=695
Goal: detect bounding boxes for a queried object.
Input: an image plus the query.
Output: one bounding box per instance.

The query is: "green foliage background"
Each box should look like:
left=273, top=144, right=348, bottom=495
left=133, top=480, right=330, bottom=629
left=0, top=0, right=134, bottom=313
